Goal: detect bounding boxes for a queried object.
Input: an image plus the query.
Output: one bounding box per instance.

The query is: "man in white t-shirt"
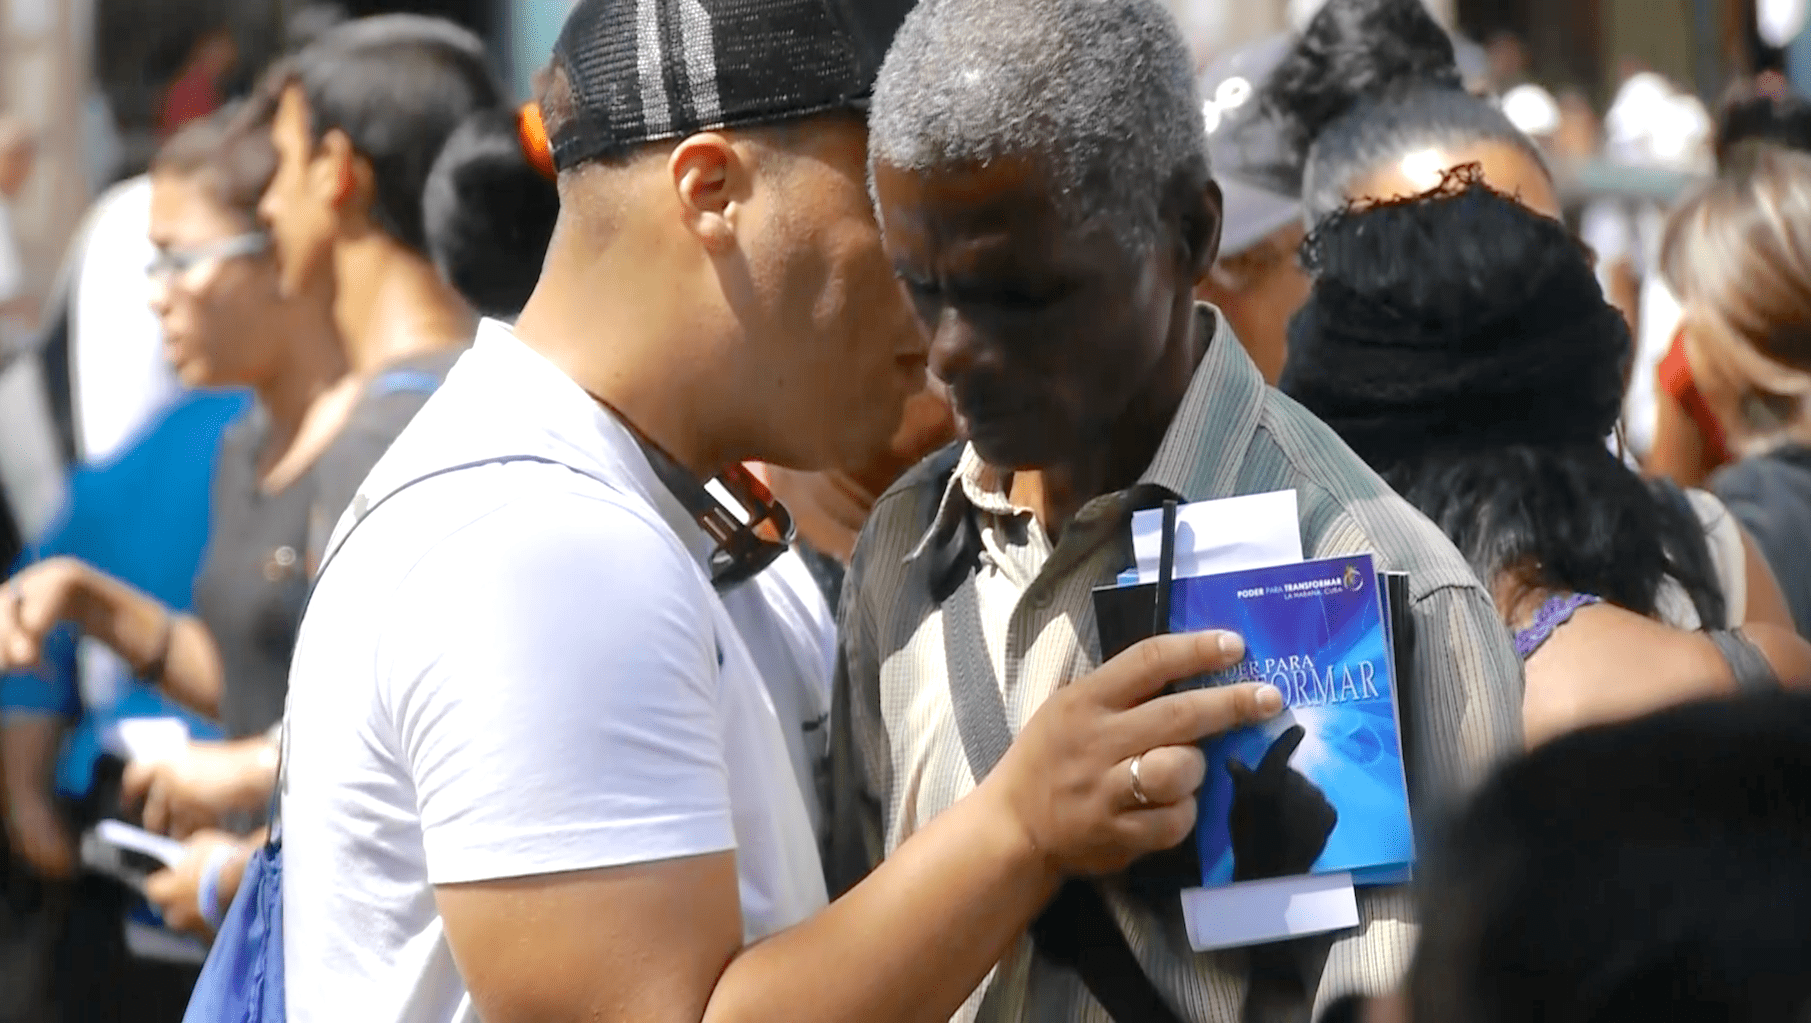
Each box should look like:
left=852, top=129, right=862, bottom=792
left=280, top=5, right=1284, bottom=1022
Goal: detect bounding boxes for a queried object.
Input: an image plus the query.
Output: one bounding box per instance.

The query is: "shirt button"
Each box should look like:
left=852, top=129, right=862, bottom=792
left=1031, top=589, right=1054, bottom=610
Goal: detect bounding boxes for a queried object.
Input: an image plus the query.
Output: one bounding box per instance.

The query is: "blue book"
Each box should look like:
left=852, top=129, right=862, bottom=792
left=1168, top=554, right=1415, bottom=890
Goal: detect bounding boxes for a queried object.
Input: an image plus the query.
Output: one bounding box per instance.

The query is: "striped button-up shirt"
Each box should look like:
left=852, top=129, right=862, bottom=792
left=827, top=306, right=1523, bottom=1023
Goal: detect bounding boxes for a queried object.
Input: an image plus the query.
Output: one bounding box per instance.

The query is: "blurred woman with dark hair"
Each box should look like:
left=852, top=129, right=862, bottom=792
left=1283, top=170, right=1811, bottom=747
left=1664, top=146, right=1811, bottom=639
left=1262, top=0, right=1558, bottom=222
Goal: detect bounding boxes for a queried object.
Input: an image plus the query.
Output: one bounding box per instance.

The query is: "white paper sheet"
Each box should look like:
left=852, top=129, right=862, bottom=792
left=1130, top=489, right=1302, bottom=583
left=1182, top=871, right=1361, bottom=952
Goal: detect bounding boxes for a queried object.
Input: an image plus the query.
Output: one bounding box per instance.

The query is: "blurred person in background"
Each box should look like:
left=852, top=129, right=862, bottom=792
left=283, top=3, right=349, bottom=53
left=0, top=106, right=309, bottom=1023
left=1261, top=0, right=1561, bottom=225
left=1282, top=171, right=1811, bottom=748
left=58, top=178, right=182, bottom=465
left=1582, top=67, right=1713, bottom=462
left=751, top=387, right=955, bottom=606
left=0, top=117, right=38, bottom=333
left=159, top=26, right=239, bottom=139
left=1195, top=34, right=1311, bottom=384
left=0, top=115, right=61, bottom=615
left=1649, top=83, right=1811, bottom=489
left=1361, top=695, right=1811, bottom=1023
left=1, top=386, right=247, bottom=1023
left=1663, top=147, right=1811, bottom=640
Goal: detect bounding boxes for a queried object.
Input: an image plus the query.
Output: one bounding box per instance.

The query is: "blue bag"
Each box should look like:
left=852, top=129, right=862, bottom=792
left=181, top=841, right=284, bottom=1023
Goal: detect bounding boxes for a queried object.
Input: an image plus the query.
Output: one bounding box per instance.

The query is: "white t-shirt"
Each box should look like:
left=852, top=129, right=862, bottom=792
left=282, top=321, right=829, bottom=1023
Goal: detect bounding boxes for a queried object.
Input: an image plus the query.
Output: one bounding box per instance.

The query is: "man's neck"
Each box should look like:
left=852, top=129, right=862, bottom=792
left=332, top=236, right=473, bottom=375
left=1008, top=301, right=1206, bottom=541
left=513, top=238, right=742, bottom=478
left=252, top=315, right=350, bottom=480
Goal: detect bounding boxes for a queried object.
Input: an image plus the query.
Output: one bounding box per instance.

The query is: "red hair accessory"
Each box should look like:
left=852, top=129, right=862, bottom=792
left=518, top=102, right=557, bottom=181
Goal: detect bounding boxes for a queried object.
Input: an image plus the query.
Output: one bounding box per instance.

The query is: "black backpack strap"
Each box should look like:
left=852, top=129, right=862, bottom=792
left=939, top=539, right=1186, bottom=1023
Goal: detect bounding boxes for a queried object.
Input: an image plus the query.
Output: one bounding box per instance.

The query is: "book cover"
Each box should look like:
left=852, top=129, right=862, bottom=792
left=1168, top=554, right=1414, bottom=888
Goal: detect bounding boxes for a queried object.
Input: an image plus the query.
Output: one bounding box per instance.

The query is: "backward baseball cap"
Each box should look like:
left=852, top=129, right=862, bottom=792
left=549, top=0, right=916, bottom=173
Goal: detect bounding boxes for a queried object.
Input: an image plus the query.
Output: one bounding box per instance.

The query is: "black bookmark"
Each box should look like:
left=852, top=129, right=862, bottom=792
left=1153, top=498, right=1178, bottom=638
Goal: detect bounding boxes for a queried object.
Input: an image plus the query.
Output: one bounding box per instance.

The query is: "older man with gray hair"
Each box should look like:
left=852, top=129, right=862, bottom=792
left=827, top=1, right=1524, bottom=1020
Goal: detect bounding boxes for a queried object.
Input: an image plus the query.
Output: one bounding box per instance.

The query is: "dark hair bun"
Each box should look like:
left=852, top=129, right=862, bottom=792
left=1263, top=0, right=1463, bottom=157
left=1715, top=85, right=1811, bottom=172
left=1281, top=171, right=1630, bottom=464
left=424, top=108, right=560, bottom=319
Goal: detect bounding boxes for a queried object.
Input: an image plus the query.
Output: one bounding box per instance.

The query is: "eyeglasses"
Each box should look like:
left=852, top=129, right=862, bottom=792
left=147, top=232, right=270, bottom=283
left=593, top=395, right=796, bottom=591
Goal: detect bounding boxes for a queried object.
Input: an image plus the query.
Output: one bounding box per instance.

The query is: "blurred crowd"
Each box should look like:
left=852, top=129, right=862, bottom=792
left=0, top=0, right=1808, bottom=1021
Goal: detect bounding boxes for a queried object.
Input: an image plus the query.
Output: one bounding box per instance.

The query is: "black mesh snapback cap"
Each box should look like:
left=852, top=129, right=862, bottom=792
left=550, top=0, right=916, bottom=172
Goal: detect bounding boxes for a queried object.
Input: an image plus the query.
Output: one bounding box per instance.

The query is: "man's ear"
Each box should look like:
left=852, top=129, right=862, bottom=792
left=669, top=133, right=747, bottom=254
left=1183, top=179, right=1224, bottom=279
left=315, top=128, right=373, bottom=224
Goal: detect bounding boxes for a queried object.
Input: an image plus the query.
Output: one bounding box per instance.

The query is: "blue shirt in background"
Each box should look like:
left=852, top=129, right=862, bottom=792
left=1, top=388, right=250, bottom=798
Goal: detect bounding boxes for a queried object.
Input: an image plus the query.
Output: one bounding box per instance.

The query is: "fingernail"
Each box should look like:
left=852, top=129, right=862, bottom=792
left=1256, top=684, right=1284, bottom=715
left=1217, top=632, right=1245, bottom=659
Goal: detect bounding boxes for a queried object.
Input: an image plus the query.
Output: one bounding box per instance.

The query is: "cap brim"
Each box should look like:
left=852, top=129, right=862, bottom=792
left=1217, top=173, right=1302, bottom=257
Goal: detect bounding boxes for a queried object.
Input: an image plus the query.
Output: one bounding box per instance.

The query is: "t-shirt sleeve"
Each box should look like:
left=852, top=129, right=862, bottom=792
left=378, top=488, right=732, bottom=886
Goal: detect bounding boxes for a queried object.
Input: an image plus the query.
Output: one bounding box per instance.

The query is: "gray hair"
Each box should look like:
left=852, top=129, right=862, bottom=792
left=869, top=0, right=1210, bottom=252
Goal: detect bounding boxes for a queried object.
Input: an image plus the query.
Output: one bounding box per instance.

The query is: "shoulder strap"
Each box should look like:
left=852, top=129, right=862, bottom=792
left=266, top=454, right=577, bottom=849
left=1707, top=630, right=1781, bottom=694
left=939, top=541, right=1185, bottom=1023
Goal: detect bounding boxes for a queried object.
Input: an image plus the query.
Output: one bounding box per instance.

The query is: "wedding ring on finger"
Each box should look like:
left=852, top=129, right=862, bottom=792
left=1129, top=753, right=1152, bottom=807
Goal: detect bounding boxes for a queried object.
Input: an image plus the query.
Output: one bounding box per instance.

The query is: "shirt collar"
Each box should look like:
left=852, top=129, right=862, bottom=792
left=910, top=303, right=1266, bottom=561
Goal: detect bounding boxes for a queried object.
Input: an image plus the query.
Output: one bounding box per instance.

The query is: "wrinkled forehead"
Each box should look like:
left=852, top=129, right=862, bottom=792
left=870, top=154, right=1117, bottom=258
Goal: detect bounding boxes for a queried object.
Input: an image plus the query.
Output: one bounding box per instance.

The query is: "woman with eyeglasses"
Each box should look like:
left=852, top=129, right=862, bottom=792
left=0, top=102, right=352, bottom=788
left=0, top=105, right=350, bottom=1022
